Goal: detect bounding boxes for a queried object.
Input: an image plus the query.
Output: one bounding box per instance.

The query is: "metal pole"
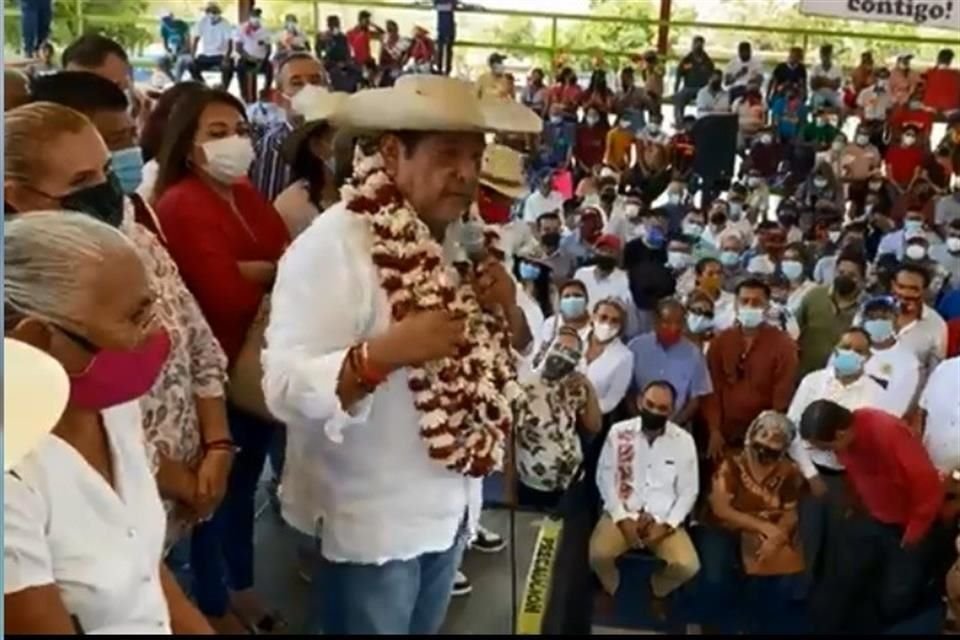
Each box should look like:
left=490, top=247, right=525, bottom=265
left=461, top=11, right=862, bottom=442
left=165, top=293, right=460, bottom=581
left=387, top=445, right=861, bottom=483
left=550, top=16, right=557, bottom=71
left=75, top=0, right=84, bottom=35
left=314, top=1, right=320, bottom=35
left=656, top=0, right=671, bottom=55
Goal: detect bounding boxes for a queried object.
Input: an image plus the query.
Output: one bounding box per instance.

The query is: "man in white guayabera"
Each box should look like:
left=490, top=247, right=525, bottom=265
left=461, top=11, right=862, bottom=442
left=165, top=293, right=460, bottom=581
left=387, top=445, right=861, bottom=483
left=263, top=75, right=541, bottom=634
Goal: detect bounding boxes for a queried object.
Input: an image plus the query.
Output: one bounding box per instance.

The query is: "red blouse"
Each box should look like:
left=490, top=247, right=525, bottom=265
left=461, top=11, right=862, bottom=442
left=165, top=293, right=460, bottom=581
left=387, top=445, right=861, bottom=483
left=155, top=175, right=289, bottom=365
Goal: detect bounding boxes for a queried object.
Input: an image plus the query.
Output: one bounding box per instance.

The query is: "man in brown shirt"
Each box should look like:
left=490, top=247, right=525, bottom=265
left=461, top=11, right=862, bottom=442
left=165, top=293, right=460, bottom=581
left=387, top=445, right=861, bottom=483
left=703, top=278, right=799, bottom=459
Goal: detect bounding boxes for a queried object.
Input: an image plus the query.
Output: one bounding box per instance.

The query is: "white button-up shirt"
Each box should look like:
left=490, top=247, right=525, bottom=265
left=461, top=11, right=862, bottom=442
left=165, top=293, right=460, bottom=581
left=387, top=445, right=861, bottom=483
left=919, top=357, right=960, bottom=473
left=585, top=339, right=634, bottom=414
left=865, top=341, right=921, bottom=417
left=787, top=368, right=892, bottom=478
left=4, top=402, right=170, bottom=634
left=597, top=418, right=698, bottom=527
left=522, top=190, right=565, bottom=225
left=195, top=15, right=235, bottom=57
left=897, top=306, right=948, bottom=381
left=263, top=203, right=471, bottom=564
left=235, top=21, right=271, bottom=60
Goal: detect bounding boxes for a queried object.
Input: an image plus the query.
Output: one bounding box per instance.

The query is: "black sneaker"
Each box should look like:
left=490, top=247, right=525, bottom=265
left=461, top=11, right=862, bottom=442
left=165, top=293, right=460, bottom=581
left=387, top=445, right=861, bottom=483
left=470, top=525, right=506, bottom=553
left=452, top=570, right=473, bottom=597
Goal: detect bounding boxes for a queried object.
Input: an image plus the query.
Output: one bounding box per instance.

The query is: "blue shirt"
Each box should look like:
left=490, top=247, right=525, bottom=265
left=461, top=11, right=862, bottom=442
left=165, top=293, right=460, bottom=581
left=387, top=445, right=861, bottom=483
left=435, top=0, right=456, bottom=41
left=770, top=96, right=808, bottom=140
left=250, top=121, right=294, bottom=203
left=541, top=120, right=576, bottom=169
left=627, top=332, right=713, bottom=410
left=938, top=288, right=960, bottom=321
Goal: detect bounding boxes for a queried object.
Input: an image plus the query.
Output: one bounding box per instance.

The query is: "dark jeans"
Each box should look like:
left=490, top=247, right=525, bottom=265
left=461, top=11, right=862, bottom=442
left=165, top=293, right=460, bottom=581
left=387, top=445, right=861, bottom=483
left=190, top=54, right=235, bottom=91
left=810, top=511, right=937, bottom=633
left=798, top=469, right=847, bottom=595
left=696, top=525, right=804, bottom=633
left=190, top=404, right=276, bottom=616
left=20, top=0, right=51, bottom=56
left=436, top=39, right=454, bottom=76
left=237, top=56, right=273, bottom=104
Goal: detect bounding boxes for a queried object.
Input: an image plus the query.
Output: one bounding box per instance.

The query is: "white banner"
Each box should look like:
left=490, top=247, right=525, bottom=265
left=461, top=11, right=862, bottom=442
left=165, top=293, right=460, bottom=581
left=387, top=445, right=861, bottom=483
left=798, top=0, right=959, bottom=30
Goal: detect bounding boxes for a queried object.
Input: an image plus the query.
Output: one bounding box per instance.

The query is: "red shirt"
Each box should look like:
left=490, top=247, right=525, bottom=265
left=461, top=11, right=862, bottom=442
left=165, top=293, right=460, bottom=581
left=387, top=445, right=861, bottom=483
left=947, top=318, right=960, bottom=358
left=884, top=145, right=924, bottom=188
left=477, top=186, right=512, bottom=225
left=575, top=124, right=607, bottom=170
left=922, top=67, right=960, bottom=112
left=837, top=408, right=944, bottom=545
left=889, top=105, right=935, bottom=139
left=155, top=176, right=289, bottom=365
left=347, top=26, right=373, bottom=64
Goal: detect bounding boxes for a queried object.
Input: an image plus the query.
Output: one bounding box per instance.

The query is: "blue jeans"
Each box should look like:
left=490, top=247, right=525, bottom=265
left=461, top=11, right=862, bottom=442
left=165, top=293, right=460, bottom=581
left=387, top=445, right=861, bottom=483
left=20, top=0, right=51, bottom=56
left=190, top=404, right=276, bottom=616
left=310, top=531, right=466, bottom=634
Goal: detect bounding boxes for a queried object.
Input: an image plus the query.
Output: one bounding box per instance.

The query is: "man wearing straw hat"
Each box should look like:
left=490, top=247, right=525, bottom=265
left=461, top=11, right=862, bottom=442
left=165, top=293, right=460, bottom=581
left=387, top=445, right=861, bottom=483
left=263, top=75, right=541, bottom=634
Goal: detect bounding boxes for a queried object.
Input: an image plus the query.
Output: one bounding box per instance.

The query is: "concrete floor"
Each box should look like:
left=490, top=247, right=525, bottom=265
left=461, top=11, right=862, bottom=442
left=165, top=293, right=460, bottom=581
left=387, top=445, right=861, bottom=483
left=252, top=505, right=541, bottom=635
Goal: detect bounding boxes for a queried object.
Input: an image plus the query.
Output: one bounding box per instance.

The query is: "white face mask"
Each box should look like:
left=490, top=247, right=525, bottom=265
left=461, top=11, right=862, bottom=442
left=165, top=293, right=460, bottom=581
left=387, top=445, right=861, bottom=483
left=492, top=63, right=505, bottom=75
left=201, top=135, right=255, bottom=184
left=856, top=134, right=870, bottom=146
left=647, top=122, right=661, bottom=134
left=905, top=244, right=927, bottom=261
left=760, top=134, right=773, bottom=145
left=814, top=177, right=828, bottom=188
left=832, top=140, right=845, bottom=151
left=667, top=251, right=692, bottom=270
left=902, top=135, right=917, bottom=146
left=625, top=204, right=641, bottom=218
left=747, top=177, right=761, bottom=188
left=593, top=321, right=619, bottom=343
left=728, top=202, right=744, bottom=219
left=586, top=113, right=600, bottom=126
left=947, top=237, right=960, bottom=253
left=828, top=230, right=841, bottom=243
left=667, top=192, right=681, bottom=204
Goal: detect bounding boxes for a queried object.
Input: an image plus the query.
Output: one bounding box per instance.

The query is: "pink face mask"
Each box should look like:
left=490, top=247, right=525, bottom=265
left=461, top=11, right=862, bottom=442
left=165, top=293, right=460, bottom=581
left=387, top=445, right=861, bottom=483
left=67, top=329, right=171, bottom=411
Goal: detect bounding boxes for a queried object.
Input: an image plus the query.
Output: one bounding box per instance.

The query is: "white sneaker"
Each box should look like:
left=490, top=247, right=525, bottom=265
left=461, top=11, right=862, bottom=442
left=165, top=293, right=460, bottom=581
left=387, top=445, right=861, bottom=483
left=470, top=524, right=506, bottom=553
left=452, top=570, right=473, bottom=597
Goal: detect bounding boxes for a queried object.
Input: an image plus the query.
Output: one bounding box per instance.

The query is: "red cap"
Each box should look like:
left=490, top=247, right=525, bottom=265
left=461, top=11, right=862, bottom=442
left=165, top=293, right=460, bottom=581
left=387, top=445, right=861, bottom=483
left=595, top=234, right=622, bottom=253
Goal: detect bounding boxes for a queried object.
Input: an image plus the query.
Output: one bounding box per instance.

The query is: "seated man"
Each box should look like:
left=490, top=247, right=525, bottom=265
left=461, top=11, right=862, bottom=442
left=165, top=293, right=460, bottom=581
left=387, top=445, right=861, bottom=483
left=709, top=411, right=806, bottom=634
left=590, top=380, right=700, bottom=617
left=515, top=327, right=602, bottom=509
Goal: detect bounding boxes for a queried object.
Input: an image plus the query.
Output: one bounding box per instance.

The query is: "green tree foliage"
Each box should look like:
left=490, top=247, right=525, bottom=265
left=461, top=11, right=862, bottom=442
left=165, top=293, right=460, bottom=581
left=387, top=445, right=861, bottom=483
left=4, top=0, right=151, bottom=55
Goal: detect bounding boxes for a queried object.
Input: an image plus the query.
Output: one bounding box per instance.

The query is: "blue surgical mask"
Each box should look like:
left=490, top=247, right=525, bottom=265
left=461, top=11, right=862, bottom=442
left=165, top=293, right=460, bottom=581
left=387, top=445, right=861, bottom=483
left=832, top=348, right=866, bottom=377
left=687, top=313, right=713, bottom=334
left=110, top=146, right=145, bottom=195
left=519, top=262, right=541, bottom=282
left=737, top=306, right=765, bottom=329
left=682, top=222, right=703, bottom=238
left=644, top=226, right=665, bottom=249
left=781, top=259, right=804, bottom=282
left=904, top=219, right=924, bottom=234
left=560, top=295, right=587, bottom=319
left=863, top=318, right=895, bottom=343
left=550, top=115, right=564, bottom=125
left=720, top=250, right=741, bottom=268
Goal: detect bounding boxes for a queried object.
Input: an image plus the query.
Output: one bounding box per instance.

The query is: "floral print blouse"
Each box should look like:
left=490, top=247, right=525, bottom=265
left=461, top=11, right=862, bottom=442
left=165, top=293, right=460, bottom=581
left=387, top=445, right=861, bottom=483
left=122, top=199, right=228, bottom=542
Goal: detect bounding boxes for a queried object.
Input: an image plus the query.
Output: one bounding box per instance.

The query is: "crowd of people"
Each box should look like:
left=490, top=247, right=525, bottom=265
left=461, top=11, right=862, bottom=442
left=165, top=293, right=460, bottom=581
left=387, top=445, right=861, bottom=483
left=3, top=3, right=960, bottom=637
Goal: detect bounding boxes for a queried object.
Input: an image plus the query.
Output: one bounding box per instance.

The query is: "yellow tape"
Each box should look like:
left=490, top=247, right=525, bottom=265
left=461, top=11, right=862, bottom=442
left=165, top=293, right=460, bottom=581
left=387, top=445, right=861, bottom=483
left=516, top=517, right=564, bottom=635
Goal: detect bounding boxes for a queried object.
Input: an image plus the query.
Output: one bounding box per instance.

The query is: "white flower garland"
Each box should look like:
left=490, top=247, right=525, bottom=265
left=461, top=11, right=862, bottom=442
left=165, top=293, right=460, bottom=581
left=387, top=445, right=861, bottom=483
left=343, top=154, right=519, bottom=477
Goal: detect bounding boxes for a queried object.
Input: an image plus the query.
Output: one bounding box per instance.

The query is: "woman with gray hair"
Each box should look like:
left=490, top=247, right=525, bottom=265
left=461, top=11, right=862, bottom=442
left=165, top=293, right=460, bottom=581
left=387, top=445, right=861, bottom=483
left=3, top=212, right=210, bottom=634
left=703, top=410, right=806, bottom=632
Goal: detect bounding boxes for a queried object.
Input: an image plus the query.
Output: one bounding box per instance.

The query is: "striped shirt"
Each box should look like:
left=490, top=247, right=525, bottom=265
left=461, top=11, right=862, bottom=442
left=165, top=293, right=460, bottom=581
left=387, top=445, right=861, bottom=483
left=250, top=121, right=295, bottom=202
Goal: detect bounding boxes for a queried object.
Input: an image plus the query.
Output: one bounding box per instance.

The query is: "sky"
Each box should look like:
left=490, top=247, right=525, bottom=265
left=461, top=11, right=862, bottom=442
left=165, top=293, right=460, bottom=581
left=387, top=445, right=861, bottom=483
left=471, top=0, right=798, bottom=17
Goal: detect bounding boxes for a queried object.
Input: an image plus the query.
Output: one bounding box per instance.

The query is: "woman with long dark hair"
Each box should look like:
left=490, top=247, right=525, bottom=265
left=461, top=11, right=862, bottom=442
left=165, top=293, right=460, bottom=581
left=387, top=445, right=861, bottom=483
left=581, top=69, right=615, bottom=118
left=153, top=87, right=289, bottom=634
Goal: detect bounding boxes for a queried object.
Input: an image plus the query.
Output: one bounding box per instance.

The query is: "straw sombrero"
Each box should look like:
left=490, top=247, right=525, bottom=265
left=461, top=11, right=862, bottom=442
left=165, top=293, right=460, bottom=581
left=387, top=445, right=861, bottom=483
left=3, top=338, right=70, bottom=470
left=280, top=85, right=349, bottom=165
left=479, top=144, right=527, bottom=200
left=330, top=74, right=542, bottom=135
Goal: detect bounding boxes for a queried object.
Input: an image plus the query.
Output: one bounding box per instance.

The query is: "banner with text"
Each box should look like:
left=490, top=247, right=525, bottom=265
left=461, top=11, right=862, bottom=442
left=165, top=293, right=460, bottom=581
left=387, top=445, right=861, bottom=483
left=799, top=0, right=959, bottom=30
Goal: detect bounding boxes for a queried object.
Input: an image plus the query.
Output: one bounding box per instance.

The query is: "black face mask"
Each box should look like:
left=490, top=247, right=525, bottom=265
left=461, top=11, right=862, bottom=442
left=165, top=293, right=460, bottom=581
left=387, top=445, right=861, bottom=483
left=752, top=443, right=782, bottom=464
left=710, top=80, right=722, bottom=90
left=639, top=408, right=668, bottom=434
left=834, top=275, right=858, bottom=297
left=595, top=255, right=618, bottom=272
left=710, top=213, right=727, bottom=226
left=779, top=215, right=797, bottom=227
left=542, top=350, right=580, bottom=381
left=541, top=232, right=561, bottom=250
left=60, top=173, right=125, bottom=228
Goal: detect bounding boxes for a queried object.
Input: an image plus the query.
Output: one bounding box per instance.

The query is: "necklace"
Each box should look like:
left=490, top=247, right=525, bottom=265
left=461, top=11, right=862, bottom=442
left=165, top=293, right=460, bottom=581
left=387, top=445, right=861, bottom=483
left=342, top=154, right=520, bottom=477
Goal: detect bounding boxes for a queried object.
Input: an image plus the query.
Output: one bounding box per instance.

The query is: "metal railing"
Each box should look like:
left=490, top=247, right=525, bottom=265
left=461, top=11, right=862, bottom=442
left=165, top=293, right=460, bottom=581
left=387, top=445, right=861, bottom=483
left=5, top=0, right=958, bottom=67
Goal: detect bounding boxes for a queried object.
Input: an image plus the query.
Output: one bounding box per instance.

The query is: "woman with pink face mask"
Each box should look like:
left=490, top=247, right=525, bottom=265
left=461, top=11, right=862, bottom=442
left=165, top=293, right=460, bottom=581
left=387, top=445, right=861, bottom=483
left=3, top=212, right=211, bottom=635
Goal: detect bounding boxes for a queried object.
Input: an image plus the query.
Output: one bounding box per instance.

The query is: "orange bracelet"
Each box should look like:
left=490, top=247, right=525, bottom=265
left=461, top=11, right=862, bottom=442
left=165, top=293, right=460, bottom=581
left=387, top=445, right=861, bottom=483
left=354, top=342, right=388, bottom=388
